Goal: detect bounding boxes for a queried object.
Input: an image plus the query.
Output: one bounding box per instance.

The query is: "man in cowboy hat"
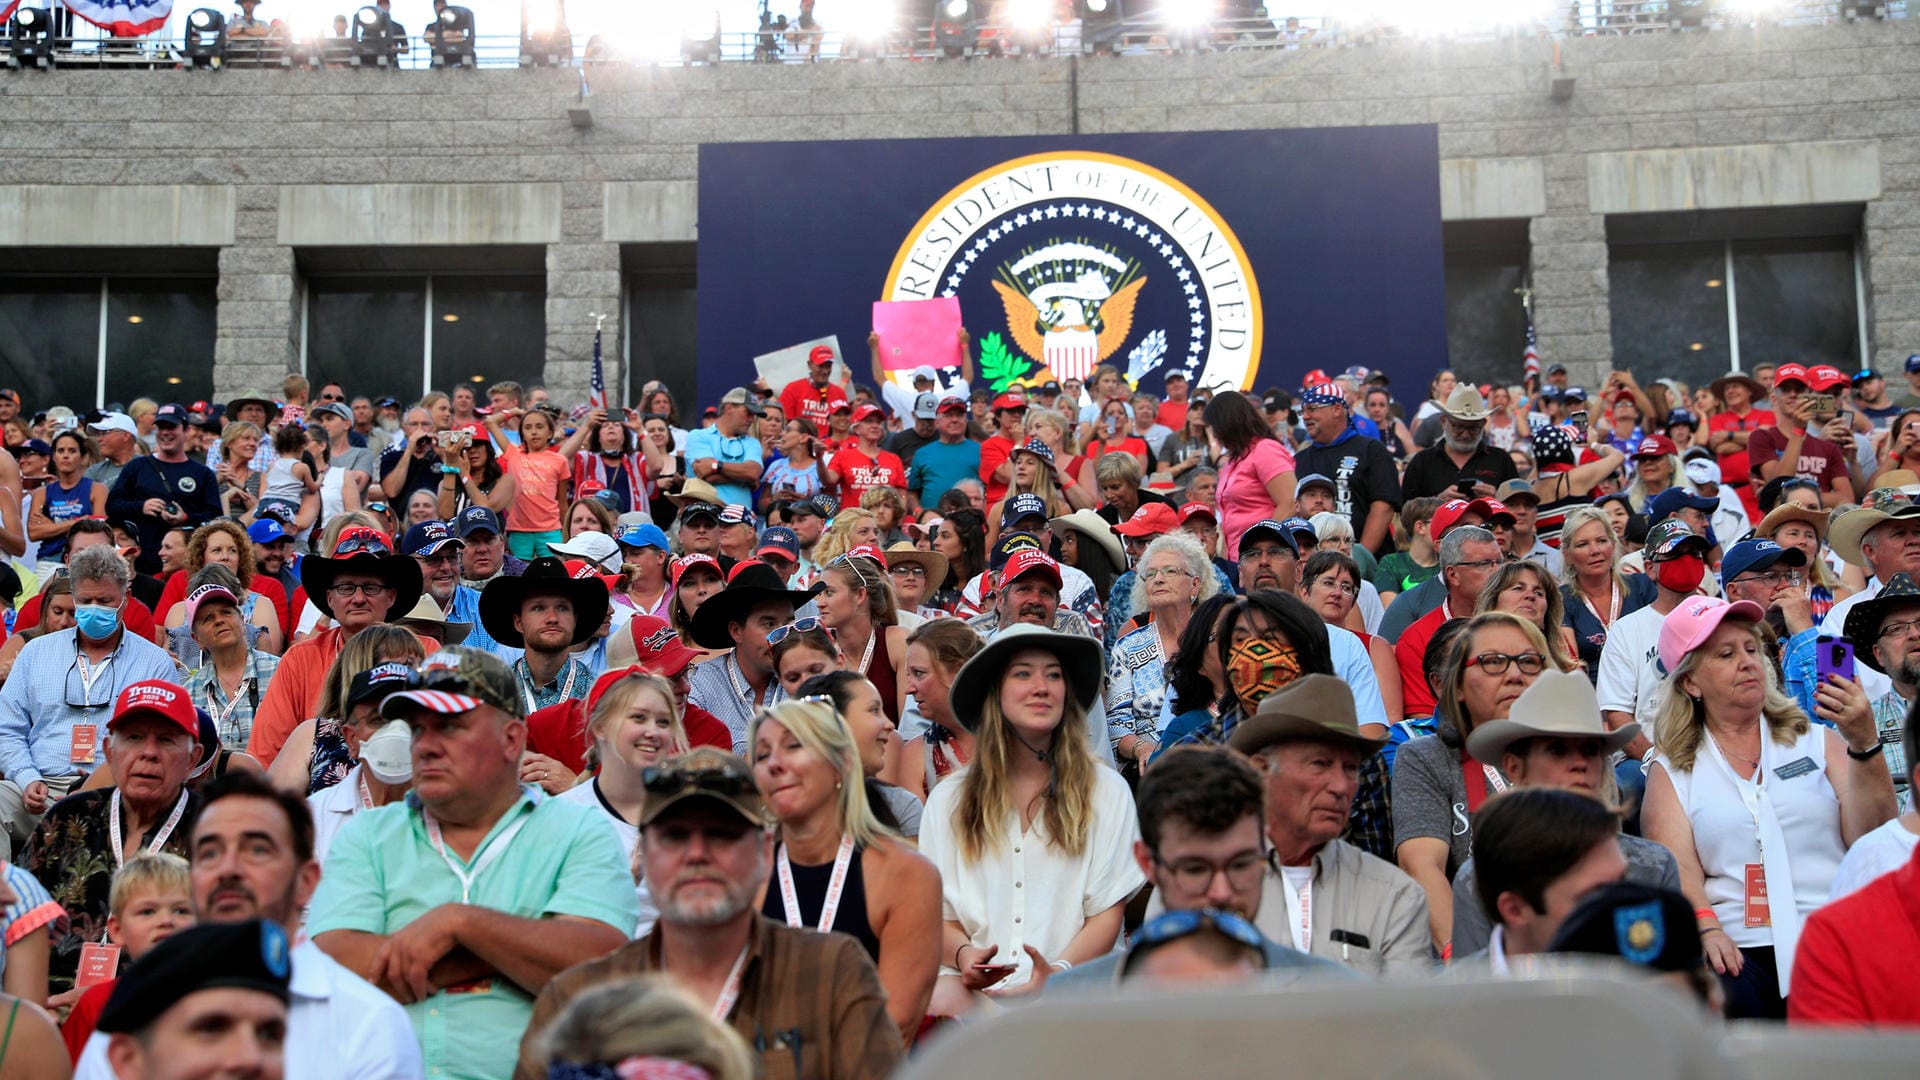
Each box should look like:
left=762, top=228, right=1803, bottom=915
left=1820, top=489, right=1920, bottom=701
left=1399, top=385, right=1518, bottom=503
left=1221, top=674, right=1427, bottom=975
left=405, top=520, right=515, bottom=662
left=1749, top=363, right=1855, bottom=509
left=1448, top=669, right=1681, bottom=956
left=684, top=562, right=823, bottom=752
left=479, top=557, right=608, bottom=720
left=247, top=526, right=425, bottom=768
left=1843, top=570, right=1920, bottom=812
left=1708, top=370, right=1774, bottom=522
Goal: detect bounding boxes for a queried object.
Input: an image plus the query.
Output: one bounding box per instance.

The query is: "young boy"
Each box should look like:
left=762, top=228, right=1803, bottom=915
left=58, top=852, right=194, bottom=1059
left=1372, top=496, right=1444, bottom=606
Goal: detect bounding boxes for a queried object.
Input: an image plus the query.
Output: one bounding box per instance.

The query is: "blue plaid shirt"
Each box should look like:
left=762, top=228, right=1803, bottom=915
left=0, top=628, right=182, bottom=784
left=1872, top=688, right=1913, bottom=813
left=444, top=585, right=522, bottom=664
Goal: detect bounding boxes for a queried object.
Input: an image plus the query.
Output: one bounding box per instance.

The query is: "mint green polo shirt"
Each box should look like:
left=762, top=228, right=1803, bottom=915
left=307, top=786, right=639, bottom=1080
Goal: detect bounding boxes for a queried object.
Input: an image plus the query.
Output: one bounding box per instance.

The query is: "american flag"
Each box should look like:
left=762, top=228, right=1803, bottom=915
left=1522, top=304, right=1541, bottom=388
left=588, top=324, right=607, bottom=412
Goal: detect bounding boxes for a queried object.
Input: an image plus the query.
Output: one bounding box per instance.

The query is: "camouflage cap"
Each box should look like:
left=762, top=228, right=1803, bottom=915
left=638, top=746, right=771, bottom=827
left=379, top=646, right=526, bottom=722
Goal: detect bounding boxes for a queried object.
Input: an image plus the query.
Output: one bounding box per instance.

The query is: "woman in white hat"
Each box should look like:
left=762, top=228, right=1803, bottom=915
left=920, top=624, right=1144, bottom=1015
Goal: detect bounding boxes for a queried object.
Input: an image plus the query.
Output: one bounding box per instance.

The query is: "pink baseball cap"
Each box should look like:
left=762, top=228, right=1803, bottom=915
left=1657, top=596, right=1766, bottom=675
left=183, top=582, right=241, bottom=626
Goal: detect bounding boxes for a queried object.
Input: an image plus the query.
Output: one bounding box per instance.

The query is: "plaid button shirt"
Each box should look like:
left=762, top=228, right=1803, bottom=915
left=1871, top=688, right=1913, bottom=813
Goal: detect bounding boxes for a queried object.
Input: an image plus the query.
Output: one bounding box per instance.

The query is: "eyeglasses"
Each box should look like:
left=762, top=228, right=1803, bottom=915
left=65, top=664, right=110, bottom=712
left=766, top=616, right=825, bottom=647
left=1151, top=851, right=1267, bottom=894
left=366, top=503, right=390, bottom=515
left=889, top=564, right=927, bottom=579
left=1878, top=617, right=1920, bottom=643
left=1465, top=651, right=1548, bottom=676
left=1450, top=558, right=1502, bottom=573
left=1731, top=569, right=1802, bottom=589
left=415, top=551, right=460, bottom=567
left=1138, top=566, right=1196, bottom=583
left=328, top=582, right=391, bottom=599
left=1310, top=576, right=1358, bottom=597
left=1125, top=907, right=1266, bottom=960
left=320, top=392, right=345, bottom=402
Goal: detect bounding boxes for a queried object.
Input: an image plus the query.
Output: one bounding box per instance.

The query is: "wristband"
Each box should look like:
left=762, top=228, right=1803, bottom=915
left=1846, top=740, right=1885, bottom=761
left=954, top=943, right=969, bottom=970
left=1049, top=960, right=1072, bottom=973
left=1693, top=906, right=1715, bottom=923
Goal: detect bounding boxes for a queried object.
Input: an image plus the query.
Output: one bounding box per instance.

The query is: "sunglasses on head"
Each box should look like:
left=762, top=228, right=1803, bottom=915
left=640, top=763, right=756, bottom=797
left=1123, top=908, right=1265, bottom=967
left=766, top=616, right=826, bottom=647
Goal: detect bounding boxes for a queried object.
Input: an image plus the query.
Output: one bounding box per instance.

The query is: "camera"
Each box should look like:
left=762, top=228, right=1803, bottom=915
left=164, top=501, right=181, bottom=517
left=436, top=429, right=471, bottom=450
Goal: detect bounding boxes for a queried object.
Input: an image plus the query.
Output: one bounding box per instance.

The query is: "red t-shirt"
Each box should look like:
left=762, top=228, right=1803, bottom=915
left=1788, top=842, right=1920, bottom=1026
left=780, top=378, right=848, bottom=432
left=152, top=573, right=290, bottom=642
left=1748, top=426, right=1849, bottom=492
left=1157, top=400, right=1189, bottom=431
left=1393, top=602, right=1456, bottom=720
left=979, top=434, right=1017, bottom=505
left=831, top=446, right=906, bottom=503
left=62, top=979, right=115, bottom=1063
left=526, top=697, right=733, bottom=772
left=1709, top=407, right=1773, bottom=520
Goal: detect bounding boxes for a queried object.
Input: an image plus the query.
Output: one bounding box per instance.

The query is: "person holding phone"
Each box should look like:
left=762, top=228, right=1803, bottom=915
left=1718, top=538, right=1822, bottom=722
left=1749, top=365, right=1855, bottom=510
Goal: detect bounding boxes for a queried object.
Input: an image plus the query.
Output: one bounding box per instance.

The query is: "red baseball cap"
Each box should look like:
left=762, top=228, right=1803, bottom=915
left=808, top=345, right=835, bottom=366
left=992, top=390, right=1029, bottom=411
left=1632, top=434, right=1678, bottom=459
left=563, top=558, right=620, bottom=593
left=1772, top=363, right=1811, bottom=389
left=850, top=404, right=885, bottom=424
left=1302, top=368, right=1329, bottom=386
left=999, top=548, right=1063, bottom=591
left=1112, top=502, right=1181, bottom=537
left=1178, top=502, right=1217, bottom=524
left=111, top=680, right=198, bottom=738
left=1467, top=498, right=1516, bottom=527
left=671, top=553, right=723, bottom=588
left=935, top=395, right=969, bottom=414
left=1807, top=365, right=1848, bottom=392
left=840, top=544, right=889, bottom=568
left=1429, top=499, right=1473, bottom=540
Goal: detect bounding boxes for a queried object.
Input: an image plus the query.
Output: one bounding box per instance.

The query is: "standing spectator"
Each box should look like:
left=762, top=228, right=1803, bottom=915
left=1400, top=386, right=1520, bottom=503
left=107, top=406, right=219, bottom=576
left=27, top=429, right=106, bottom=576
left=1708, top=371, right=1774, bottom=523
left=884, top=393, right=939, bottom=467
left=309, top=648, right=638, bottom=1079
left=825, top=405, right=906, bottom=506
left=1205, top=391, right=1296, bottom=560
left=377, top=408, right=440, bottom=502
left=976, top=390, right=1029, bottom=506
left=0, top=547, right=178, bottom=861
left=1749, top=364, right=1855, bottom=509
left=563, top=408, right=669, bottom=518
left=514, top=747, right=900, bottom=1080
left=434, top=421, right=514, bottom=520
left=83, top=412, right=141, bottom=490
left=907, top=396, right=980, bottom=515
left=760, top=418, right=828, bottom=513
left=780, top=345, right=851, bottom=431
left=1156, top=371, right=1192, bottom=430
left=486, top=407, right=570, bottom=562
left=1293, top=382, right=1401, bottom=556
left=683, top=388, right=765, bottom=510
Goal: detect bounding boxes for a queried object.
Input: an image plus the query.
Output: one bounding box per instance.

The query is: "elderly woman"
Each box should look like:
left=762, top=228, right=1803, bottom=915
left=179, top=566, right=281, bottom=753
left=921, top=625, right=1145, bottom=1015
left=1299, top=550, right=1401, bottom=724
left=1644, top=597, right=1895, bottom=1019
left=1157, top=591, right=1333, bottom=757
left=750, top=697, right=941, bottom=1044
left=1084, top=450, right=1157, bottom=528
left=1479, top=560, right=1582, bottom=672
left=1392, top=611, right=1549, bottom=953
left=263, top=624, right=427, bottom=797
left=1205, top=390, right=1295, bottom=559
left=1559, top=505, right=1659, bottom=680
left=1308, top=510, right=1385, bottom=634
left=159, top=520, right=284, bottom=659
left=536, top=977, right=754, bottom=1080
left=1107, top=532, right=1220, bottom=772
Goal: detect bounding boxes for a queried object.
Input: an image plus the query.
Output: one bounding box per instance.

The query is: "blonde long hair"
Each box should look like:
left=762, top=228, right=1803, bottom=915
left=953, top=664, right=1098, bottom=863
left=813, top=508, right=876, bottom=567
left=749, top=699, right=892, bottom=849
left=584, top=672, right=688, bottom=772
left=1652, top=616, right=1810, bottom=773
left=1556, top=506, right=1626, bottom=592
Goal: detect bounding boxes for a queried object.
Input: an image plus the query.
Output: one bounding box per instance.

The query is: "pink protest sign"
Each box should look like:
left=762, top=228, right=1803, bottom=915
left=872, top=298, right=962, bottom=383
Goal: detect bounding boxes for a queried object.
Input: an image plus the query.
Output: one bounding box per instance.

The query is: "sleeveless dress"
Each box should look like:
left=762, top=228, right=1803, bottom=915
left=760, top=841, right=881, bottom=961
left=864, top=625, right=901, bottom=725
left=1533, top=466, right=1585, bottom=549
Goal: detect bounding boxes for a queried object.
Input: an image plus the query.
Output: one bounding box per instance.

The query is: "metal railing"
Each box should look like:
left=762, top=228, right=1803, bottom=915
left=1, top=3, right=1908, bottom=71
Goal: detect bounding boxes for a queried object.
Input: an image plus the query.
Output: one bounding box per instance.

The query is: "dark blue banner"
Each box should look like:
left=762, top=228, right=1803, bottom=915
left=696, top=127, right=1445, bottom=406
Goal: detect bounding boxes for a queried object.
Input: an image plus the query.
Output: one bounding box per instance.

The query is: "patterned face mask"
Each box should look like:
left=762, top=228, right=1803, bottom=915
left=1227, top=637, right=1302, bottom=710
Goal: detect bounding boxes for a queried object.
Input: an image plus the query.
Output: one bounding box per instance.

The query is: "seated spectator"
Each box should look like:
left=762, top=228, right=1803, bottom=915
left=56, top=852, right=192, bottom=1058
left=177, top=569, right=280, bottom=753
left=94, top=921, right=292, bottom=1080
left=515, top=748, right=900, bottom=1080
left=299, top=661, right=417, bottom=864
left=1549, top=883, right=1721, bottom=1014
left=533, top=976, right=754, bottom=1080
left=21, top=681, right=203, bottom=992
left=1465, top=787, right=1628, bottom=971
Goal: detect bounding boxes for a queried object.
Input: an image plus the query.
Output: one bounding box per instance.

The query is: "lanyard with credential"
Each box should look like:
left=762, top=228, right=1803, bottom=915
left=75, top=651, right=113, bottom=705
left=710, top=945, right=750, bottom=1022
left=424, top=807, right=533, bottom=904
left=110, top=788, right=190, bottom=870
left=518, top=661, right=579, bottom=714
left=776, top=836, right=855, bottom=934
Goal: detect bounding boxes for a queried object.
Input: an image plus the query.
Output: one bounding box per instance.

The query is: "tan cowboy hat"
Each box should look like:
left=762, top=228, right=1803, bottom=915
left=1049, top=508, right=1125, bottom=572
left=1877, top=468, right=1920, bottom=492
left=397, top=593, right=472, bottom=646
left=1227, top=673, right=1386, bottom=756
left=666, top=476, right=725, bottom=509
left=1440, top=384, right=1490, bottom=423
left=1465, top=669, right=1638, bottom=766
left=1754, top=502, right=1829, bottom=543
left=1829, top=490, right=1920, bottom=569
left=884, top=541, right=948, bottom=586
left=1709, top=371, right=1768, bottom=403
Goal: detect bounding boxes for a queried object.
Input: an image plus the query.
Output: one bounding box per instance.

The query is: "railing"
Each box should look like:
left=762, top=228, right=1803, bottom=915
left=1, top=3, right=1908, bottom=71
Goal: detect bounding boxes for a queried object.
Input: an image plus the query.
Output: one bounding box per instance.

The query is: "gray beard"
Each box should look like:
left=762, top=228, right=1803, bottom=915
left=1898, top=658, right=1920, bottom=690
left=1444, top=434, right=1479, bottom=456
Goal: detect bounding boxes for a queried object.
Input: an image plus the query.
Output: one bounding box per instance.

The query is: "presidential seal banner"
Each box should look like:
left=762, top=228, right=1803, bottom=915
left=696, top=128, right=1445, bottom=404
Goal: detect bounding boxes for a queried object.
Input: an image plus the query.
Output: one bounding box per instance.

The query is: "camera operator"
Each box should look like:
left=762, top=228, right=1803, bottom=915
left=107, top=404, right=221, bottom=575
left=380, top=407, right=443, bottom=502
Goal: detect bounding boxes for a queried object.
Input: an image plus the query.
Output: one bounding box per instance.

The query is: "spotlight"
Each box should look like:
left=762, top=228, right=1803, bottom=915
left=351, top=5, right=399, bottom=67
left=184, top=8, right=227, bottom=68
left=932, top=0, right=980, bottom=57
left=428, top=3, right=476, bottom=68
left=1160, top=0, right=1216, bottom=51
left=841, top=0, right=900, bottom=60
left=682, top=7, right=720, bottom=64
left=1839, top=0, right=1886, bottom=20
left=7, top=7, right=53, bottom=70
left=1078, top=0, right=1124, bottom=52
left=521, top=0, right=572, bottom=66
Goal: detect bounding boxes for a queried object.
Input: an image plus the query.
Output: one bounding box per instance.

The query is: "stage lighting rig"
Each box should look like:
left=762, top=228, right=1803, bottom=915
left=521, top=0, right=572, bottom=66
left=183, top=8, right=228, bottom=67
left=933, top=0, right=981, bottom=57
left=7, top=7, right=53, bottom=70
left=683, top=7, right=721, bottom=64
left=1160, top=0, right=1215, bottom=52
left=1079, top=0, right=1124, bottom=53
left=351, top=5, right=401, bottom=67
left=428, top=3, right=476, bottom=68
left=841, top=0, right=901, bottom=60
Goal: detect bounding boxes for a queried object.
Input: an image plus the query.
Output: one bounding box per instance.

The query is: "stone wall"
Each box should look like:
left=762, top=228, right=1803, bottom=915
left=1, top=21, right=1916, bottom=400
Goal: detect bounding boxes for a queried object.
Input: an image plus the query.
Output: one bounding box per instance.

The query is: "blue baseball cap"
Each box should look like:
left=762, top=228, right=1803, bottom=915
left=1281, top=516, right=1318, bottom=544
left=455, top=505, right=503, bottom=539
left=15, top=438, right=49, bottom=458
left=1664, top=408, right=1697, bottom=428
left=756, top=526, right=801, bottom=561
left=1646, top=487, right=1719, bottom=525
left=1001, top=492, right=1049, bottom=528
left=989, top=530, right=1043, bottom=571
left=1906, top=355, right=1920, bottom=374
left=1852, top=368, right=1881, bottom=384
left=402, top=520, right=463, bottom=558
left=1560, top=387, right=1588, bottom=403
left=1295, top=473, right=1336, bottom=497
left=1718, top=538, right=1807, bottom=591
left=1238, top=519, right=1299, bottom=556
left=717, top=504, right=757, bottom=529
left=247, top=518, right=288, bottom=545
left=153, top=403, right=189, bottom=427
left=616, top=523, right=671, bottom=552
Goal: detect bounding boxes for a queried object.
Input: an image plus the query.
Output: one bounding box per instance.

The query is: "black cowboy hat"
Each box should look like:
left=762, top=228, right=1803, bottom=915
left=478, top=557, right=611, bottom=650
left=1843, top=571, right=1920, bottom=674
left=299, top=526, right=423, bottom=622
left=687, top=561, right=823, bottom=651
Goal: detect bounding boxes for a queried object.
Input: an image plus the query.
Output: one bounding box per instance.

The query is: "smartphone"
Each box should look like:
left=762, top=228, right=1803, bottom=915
left=1834, top=408, right=1852, bottom=428
left=1816, top=635, right=1856, bottom=684
left=1568, top=410, right=1588, bottom=440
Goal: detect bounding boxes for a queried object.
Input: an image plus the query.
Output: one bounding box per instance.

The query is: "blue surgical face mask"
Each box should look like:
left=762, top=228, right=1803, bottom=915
left=74, top=603, right=121, bottom=641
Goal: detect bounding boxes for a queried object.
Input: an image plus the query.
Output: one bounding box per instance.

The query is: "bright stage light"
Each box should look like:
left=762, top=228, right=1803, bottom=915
left=1087, top=0, right=1109, bottom=11
left=944, top=0, right=970, bottom=15
left=1162, top=0, right=1214, bottom=30
left=1721, top=0, right=1788, bottom=16
left=1007, top=0, right=1053, bottom=32
left=841, top=0, right=899, bottom=44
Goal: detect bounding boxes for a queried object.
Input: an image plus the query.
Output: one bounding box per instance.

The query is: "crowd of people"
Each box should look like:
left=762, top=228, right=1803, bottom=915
left=0, top=344, right=1911, bottom=1078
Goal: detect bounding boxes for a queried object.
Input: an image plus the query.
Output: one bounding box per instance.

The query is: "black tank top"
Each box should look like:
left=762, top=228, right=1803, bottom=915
left=761, top=842, right=881, bottom=962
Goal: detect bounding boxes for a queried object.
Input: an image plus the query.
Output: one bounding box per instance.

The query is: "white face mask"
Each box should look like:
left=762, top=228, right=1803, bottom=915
left=361, top=720, right=413, bottom=784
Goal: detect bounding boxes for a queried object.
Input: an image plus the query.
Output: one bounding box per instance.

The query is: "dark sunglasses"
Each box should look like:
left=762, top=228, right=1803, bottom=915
left=640, top=763, right=756, bottom=797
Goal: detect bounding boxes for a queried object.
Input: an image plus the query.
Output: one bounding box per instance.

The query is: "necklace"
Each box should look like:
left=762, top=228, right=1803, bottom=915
left=1709, top=729, right=1761, bottom=770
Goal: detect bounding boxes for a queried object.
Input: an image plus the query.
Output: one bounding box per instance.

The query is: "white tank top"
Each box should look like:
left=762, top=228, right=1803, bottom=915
left=1657, top=721, right=1843, bottom=991
left=319, top=463, right=349, bottom=525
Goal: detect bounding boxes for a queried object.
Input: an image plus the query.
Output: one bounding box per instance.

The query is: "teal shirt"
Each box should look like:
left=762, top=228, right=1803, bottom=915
left=307, top=785, right=639, bottom=1080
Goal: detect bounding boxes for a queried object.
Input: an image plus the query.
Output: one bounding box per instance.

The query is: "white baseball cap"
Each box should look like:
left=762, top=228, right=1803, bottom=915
left=87, top=411, right=138, bottom=437
left=1683, top=458, right=1722, bottom=487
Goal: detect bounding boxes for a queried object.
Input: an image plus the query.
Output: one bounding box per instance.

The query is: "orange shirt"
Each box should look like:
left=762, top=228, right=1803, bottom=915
left=501, top=445, right=569, bottom=533
left=246, top=623, right=440, bottom=767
